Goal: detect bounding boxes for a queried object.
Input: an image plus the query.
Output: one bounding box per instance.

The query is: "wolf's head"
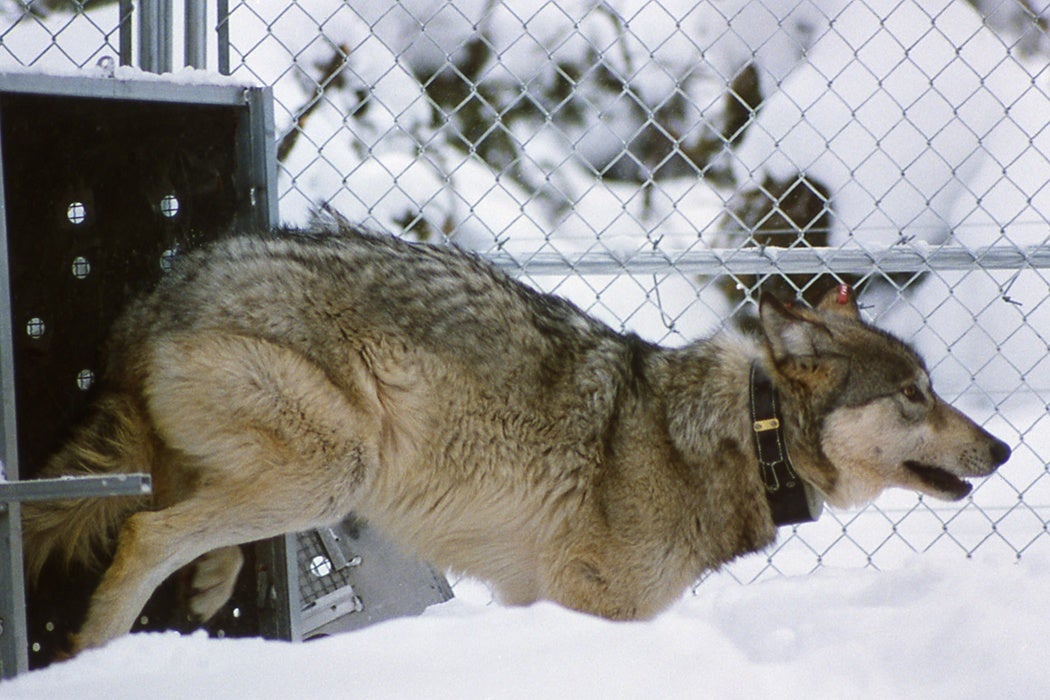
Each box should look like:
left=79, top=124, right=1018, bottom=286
left=760, top=286, right=1011, bottom=508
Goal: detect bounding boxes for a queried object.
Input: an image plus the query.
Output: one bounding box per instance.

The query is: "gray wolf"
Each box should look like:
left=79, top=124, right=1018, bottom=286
left=22, top=226, right=1011, bottom=655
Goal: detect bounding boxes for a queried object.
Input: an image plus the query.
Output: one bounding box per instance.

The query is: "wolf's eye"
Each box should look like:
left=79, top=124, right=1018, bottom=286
left=901, top=384, right=923, bottom=403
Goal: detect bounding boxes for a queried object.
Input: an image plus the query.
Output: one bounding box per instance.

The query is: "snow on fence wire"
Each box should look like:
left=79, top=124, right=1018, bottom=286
left=2, top=0, right=1049, bottom=582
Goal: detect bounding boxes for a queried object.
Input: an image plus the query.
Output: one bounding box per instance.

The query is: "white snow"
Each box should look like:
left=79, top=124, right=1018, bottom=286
left=732, top=0, right=1050, bottom=250
left=5, top=552, right=1050, bottom=698
left=0, top=61, right=254, bottom=87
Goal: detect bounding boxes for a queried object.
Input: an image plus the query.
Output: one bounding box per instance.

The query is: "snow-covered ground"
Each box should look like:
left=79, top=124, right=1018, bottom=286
left=5, top=552, right=1050, bottom=698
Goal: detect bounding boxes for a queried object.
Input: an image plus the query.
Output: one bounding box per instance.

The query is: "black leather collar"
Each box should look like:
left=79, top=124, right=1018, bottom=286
left=749, top=363, right=822, bottom=527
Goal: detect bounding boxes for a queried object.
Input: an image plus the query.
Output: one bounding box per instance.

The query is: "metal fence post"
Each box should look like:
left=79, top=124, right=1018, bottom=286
left=185, top=0, right=208, bottom=69
left=118, top=0, right=134, bottom=67
left=139, top=0, right=174, bottom=74
left=218, top=0, right=231, bottom=76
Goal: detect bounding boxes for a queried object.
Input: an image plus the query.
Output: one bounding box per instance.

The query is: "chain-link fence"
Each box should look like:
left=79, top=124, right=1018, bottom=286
left=2, top=0, right=1048, bottom=583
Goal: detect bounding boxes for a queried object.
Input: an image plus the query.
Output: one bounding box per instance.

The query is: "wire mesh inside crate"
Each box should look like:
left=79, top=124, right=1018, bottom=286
left=297, top=530, right=358, bottom=608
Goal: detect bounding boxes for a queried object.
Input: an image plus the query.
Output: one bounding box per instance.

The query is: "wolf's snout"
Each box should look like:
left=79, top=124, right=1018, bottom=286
left=989, top=438, right=1011, bottom=467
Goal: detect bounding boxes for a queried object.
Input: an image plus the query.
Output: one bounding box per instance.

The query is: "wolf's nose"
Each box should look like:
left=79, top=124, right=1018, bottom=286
left=990, top=438, right=1011, bottom=466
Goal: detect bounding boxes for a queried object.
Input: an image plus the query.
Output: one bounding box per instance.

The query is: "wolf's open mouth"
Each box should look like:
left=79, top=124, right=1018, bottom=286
left=904, top=461, right=973, bottom=500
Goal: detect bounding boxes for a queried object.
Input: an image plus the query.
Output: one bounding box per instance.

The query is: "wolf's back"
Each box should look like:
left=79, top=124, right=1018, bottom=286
left=107, top=227, right=619, bottom=399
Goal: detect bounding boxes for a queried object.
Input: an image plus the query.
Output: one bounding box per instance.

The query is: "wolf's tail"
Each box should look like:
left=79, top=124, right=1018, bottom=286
left=21, top=392, right=154, bottom=585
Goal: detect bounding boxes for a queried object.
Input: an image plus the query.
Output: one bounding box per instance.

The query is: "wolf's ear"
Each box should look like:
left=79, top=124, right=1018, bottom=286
left=759, top=292, right=832, bottom=361
left=815, top=283, right=860, bottom=320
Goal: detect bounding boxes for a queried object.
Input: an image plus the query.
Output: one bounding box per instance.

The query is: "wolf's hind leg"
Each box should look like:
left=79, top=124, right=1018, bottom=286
left=73, top=503, right=242, bottom=652
left=73, top=332, right=383, bottom=653
left=186, top=546, right=244, bottom=622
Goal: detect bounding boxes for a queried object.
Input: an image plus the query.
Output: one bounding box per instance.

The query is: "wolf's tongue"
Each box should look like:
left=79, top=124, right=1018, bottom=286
left=904, top=461, right=972, bottom=500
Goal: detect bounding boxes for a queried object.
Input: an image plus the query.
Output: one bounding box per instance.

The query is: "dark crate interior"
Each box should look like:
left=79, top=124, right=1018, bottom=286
left=0, top=89, right=261, bottom=667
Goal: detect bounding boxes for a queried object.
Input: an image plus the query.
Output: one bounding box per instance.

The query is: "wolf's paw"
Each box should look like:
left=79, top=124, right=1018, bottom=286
left=187, top=546, right=244, bottom=621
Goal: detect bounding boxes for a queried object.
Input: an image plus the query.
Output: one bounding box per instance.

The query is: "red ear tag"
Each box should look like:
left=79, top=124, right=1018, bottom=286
left=837, top=283, right=852, bottom=305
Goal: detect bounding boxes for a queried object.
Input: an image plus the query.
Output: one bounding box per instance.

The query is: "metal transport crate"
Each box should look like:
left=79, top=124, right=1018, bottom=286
left=0, top=71, right=449, bottom=678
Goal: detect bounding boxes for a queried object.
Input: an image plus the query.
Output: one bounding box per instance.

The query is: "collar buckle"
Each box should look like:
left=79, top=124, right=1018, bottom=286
left=752, top=417, right=780, bottom=432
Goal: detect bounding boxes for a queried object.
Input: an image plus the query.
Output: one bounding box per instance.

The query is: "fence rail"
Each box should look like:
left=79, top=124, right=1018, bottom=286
left=489, top=243, right=1050, bottom=276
